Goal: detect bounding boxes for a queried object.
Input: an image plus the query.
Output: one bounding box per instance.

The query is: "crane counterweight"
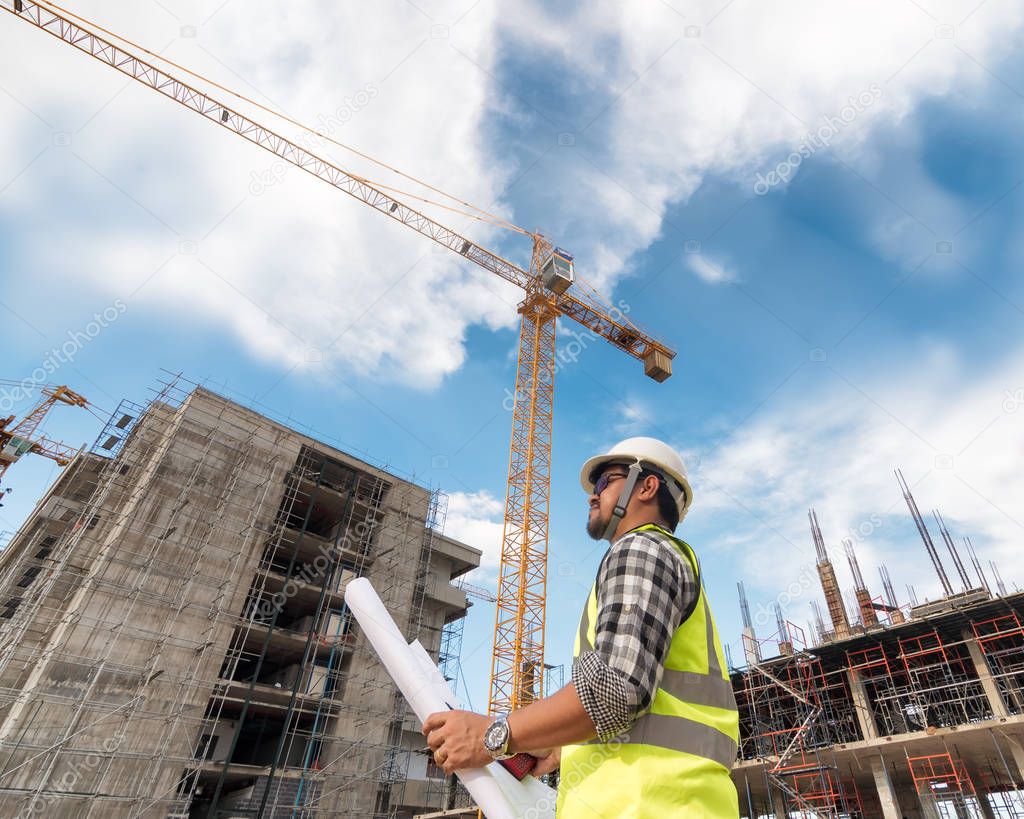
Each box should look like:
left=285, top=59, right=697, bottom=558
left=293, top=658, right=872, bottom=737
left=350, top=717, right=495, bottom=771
left=644, top=349, right=673, bottom=382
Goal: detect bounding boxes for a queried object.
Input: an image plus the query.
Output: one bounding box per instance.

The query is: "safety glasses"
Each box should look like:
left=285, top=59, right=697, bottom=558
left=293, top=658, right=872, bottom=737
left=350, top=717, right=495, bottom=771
left=593, top=471, right=629, bottom=497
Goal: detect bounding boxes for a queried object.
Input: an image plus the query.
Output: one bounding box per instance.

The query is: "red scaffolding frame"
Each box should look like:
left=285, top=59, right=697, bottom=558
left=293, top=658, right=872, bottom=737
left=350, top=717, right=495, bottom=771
left=972, top=612, right=1024, bottom=715
left=845, top=629, right=993, bottom=738
left=898, top=630, right=992, bottom=727
left=740, top=647, right=864, bottom=817
left=908, top=753, right=981, bottom=817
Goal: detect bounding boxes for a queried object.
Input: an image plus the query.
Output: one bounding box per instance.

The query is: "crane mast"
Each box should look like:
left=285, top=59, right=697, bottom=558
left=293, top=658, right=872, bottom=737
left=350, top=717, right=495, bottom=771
left=3, top=0, right=676, bottom=718
left=491, top=239, right=559, bottom=711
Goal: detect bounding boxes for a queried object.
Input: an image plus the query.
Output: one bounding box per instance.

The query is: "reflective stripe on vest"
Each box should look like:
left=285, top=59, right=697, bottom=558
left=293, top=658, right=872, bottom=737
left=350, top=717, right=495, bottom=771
left=627, top=712, right=739, bottom=771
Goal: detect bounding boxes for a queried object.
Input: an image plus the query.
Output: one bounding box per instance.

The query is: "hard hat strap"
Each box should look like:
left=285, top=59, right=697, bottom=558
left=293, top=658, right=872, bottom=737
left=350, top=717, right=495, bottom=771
left=602, top=460, right=643, bottom=541
left=663, top=478, right=684, bottom=510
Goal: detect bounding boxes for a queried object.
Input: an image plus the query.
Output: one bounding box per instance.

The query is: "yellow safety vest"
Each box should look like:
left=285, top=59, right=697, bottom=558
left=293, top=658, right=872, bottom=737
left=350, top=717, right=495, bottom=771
left=557, top=524, right=739, bottom=818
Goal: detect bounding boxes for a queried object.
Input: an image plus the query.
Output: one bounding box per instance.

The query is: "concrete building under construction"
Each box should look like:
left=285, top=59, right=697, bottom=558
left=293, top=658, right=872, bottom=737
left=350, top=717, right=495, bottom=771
left=0, top=379, right=481, bottom=818
left=732, top=498, right=1024, bottom=818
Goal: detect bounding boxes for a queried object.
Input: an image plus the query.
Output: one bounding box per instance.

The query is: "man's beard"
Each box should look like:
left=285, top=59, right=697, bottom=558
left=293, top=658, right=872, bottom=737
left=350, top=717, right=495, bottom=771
left=586, top=510, right=605, bottom=540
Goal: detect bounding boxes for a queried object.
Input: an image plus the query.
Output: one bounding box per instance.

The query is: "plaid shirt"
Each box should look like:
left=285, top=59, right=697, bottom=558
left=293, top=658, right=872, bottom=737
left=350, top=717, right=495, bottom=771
left=571, top=526, right=698, bottom=741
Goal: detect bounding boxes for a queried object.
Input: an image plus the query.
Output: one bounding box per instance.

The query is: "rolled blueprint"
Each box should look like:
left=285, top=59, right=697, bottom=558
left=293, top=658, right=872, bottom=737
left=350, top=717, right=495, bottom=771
left=345, top=577, right=556, bottom=819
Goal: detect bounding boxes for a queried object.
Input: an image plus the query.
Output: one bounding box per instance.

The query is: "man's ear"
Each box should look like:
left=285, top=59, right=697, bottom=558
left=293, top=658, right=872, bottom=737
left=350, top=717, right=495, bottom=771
left=636, top=474, right=660, bottom=501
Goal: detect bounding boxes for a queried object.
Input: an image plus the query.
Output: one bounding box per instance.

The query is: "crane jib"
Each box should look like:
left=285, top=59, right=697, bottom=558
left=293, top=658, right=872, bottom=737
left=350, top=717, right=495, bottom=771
left=5, top=0, right=674, bottom=375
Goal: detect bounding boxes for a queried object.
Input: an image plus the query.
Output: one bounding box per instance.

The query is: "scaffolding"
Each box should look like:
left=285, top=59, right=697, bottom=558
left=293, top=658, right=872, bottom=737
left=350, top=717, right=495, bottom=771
left=899, top=631, right=993, bottom=728
left=908, top=753, right=985, bottom=818
left=972, top=742, right=1024, bottom=818
left=737, top=620, right=864, bottom=817
left=0, top=375, right=479, bottom=818
left=972, top=613, right=1024, bottom=716
left=736, top=489, right=1024, bottom=819
left=845, top=629, right=992, bottom=739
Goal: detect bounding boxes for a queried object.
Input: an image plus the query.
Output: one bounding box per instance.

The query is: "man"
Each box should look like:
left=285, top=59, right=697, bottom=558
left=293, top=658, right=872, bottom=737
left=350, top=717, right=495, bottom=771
left=423, top=437, right=739, bottom=817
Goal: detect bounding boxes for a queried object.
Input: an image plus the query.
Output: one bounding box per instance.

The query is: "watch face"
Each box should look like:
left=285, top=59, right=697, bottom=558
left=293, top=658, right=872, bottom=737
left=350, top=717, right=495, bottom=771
left=484, top=718, right=508, bottom=752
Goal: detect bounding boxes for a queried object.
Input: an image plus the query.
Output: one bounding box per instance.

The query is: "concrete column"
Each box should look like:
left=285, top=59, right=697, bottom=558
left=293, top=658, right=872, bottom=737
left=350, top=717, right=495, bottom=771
left=962, top=629, right=1010, bottom=718
left=871, top=757, right=902, bottom=819
left=974, top=788, right=998, bottom=819
left=847, top=669, right=879, bottom=739
left=1006, top=733, right=1024, bottom=783
left=770, top=781, right=788, bottom=819
left=985, top=728, right=1024, bottom=807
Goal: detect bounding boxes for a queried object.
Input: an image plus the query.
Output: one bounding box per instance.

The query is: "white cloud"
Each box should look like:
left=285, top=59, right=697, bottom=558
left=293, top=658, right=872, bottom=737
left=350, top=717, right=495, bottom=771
left=5, top=1, right=1022, bottom=390
left=687, top=339, right=1024, bottom=630
left=0, top=0, right=519, bottom=388
left=613, top=399, right=652, bottom=436
left=443, top=489, right=505, bottom=578
left=687, top=254, right=735, bottom=284
left=502, top=0, right=1024, bottom=281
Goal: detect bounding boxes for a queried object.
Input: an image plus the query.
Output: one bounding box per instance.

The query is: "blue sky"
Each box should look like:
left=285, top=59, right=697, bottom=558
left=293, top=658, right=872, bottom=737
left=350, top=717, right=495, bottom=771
left=2, top=0, right=1024, bottom=711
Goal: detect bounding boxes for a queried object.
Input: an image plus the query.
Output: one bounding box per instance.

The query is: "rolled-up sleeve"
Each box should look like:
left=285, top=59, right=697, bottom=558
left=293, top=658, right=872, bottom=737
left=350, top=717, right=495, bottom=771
left=572, top=531, right=697, bottom=741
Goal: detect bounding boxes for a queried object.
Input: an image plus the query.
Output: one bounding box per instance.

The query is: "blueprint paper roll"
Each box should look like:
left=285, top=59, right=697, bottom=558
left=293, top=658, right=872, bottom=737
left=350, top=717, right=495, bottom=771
left=345, top=578, right=555, bottom=819
left=344, top=578, right=441, bottom=718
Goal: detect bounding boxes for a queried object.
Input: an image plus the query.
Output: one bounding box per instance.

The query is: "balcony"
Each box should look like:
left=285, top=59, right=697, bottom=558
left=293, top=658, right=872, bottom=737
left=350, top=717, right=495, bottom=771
left=211, top=678, right=341, bottom=718
left=425, top=577, right=470, bottom=612
left=431, top=533, right=481, bottom=579
left=267, top=526, right=370, bottom=570
left=234, top=620, right=357, bottom=666
left=256, top=566, right=349, bottom=612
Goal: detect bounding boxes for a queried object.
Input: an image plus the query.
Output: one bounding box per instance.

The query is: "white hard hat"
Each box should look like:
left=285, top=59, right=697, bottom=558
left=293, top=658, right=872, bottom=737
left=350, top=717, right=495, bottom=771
left=580, top=436, right=693, bottom=522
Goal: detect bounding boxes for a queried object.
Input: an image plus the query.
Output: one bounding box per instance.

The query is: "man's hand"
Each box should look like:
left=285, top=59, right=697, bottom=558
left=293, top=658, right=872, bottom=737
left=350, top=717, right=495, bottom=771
left=531, top=746, right=561, bottom=777
left=422, top=710, right=492, bottom=775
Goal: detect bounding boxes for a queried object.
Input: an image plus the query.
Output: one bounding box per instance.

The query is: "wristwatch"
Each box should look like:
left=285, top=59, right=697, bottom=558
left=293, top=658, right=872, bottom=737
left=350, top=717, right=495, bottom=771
left=483, top=714, right=514, bottom=760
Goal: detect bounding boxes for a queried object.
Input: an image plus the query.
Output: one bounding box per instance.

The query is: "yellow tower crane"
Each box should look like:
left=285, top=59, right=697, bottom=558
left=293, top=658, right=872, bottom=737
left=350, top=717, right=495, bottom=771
left=3, top=0, right=676, bottom=714
left=0, top=383, right=89, bottom=504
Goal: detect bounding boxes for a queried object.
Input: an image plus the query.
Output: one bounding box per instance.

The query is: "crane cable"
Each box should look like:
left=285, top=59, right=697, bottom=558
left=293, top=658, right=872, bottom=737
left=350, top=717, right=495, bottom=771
left=565, top=270, right=648, bottom=336
left=29, top=0, right=533, bottom=238
left=14, top=1, right=660, bottom=334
